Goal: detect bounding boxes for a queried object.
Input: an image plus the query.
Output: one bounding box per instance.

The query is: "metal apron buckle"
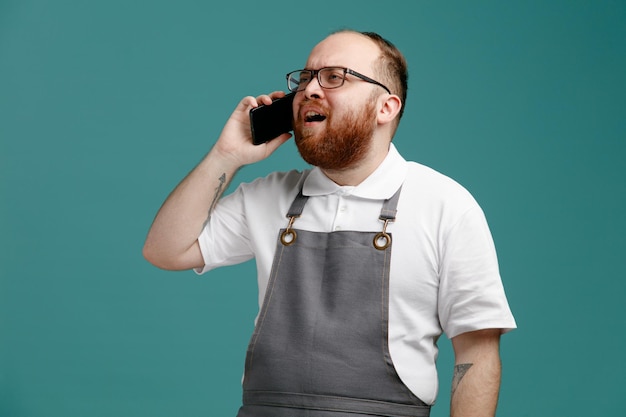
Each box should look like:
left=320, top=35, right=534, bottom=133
left=280, top=216, right=298, bottom=246
left=373, top=218, right=392, bottom=250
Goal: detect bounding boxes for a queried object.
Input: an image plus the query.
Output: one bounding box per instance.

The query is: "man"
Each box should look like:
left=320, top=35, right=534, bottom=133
left=143, top=30, right=516, bottom=417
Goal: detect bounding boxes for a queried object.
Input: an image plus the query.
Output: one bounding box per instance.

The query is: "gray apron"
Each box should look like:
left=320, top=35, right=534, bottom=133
left=236, top=186, right=430, bottom=417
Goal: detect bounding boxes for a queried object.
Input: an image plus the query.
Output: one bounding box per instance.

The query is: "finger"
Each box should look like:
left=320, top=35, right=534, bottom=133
left=256, top=90, right=288, bottom=106
left=239, top=95, right=258, bottom=111
left=268, top=90, right=286, bottom=100
left=255, top=94, right=274, bottom=106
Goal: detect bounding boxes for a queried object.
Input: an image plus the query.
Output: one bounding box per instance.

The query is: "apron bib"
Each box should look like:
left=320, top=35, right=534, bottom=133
left=237, top=187, right=430, bottom=417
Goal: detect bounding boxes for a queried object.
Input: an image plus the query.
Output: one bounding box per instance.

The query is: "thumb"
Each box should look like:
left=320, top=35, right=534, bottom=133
left=261, top=132, right=292, bottom=157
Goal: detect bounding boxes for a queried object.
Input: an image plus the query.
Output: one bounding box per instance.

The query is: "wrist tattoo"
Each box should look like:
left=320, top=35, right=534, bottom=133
left=451, top=363, right=473, bottom=396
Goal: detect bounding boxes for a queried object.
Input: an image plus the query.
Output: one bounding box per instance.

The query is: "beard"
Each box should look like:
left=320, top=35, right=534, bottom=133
left=293, top=99, right=377, bottom=171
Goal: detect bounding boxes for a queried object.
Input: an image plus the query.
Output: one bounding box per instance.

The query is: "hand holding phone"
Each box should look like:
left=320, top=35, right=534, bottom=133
left=249, top=92, right=295, bottom=145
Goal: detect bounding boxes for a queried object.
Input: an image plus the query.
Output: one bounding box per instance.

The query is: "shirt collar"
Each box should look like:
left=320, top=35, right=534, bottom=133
left=302, top=143, right=408, bottom=200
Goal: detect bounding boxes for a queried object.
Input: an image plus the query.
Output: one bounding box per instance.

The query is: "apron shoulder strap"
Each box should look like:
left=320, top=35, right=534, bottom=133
left=286, top=189, right=309, bottom=218
left=379, top=186, right=403, bottom=221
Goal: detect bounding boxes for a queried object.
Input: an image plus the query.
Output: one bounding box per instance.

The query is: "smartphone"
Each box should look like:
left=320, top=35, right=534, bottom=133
left=249, top=92, right=295, bottom=145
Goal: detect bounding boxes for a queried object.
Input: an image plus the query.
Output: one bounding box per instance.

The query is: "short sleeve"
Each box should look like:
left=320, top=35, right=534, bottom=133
left=438, top=205, right=517, bottom=338
left=195, top=186, right=255, bottom=274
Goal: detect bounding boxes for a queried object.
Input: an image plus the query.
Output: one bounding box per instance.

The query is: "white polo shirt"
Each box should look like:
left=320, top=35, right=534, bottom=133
left=196, top=144, right=516, bottom=404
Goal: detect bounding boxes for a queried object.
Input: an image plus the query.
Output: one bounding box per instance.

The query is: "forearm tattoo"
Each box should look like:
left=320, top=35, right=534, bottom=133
left=451, top=363, right=473, bottom=397
left=207, top=173, right=226, bottom=221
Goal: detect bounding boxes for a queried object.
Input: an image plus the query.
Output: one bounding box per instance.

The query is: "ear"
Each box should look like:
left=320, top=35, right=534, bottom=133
left=377, top=94, right=402, bottom=126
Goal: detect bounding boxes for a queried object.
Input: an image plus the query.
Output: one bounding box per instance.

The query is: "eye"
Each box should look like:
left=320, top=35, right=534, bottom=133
left=321, top=68, right=345, bottom=87
left=298, top=71, right=312, bottom=83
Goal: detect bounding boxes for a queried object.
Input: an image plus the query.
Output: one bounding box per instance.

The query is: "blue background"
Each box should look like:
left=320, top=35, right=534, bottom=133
left=1, top=1, right=625, bottom=416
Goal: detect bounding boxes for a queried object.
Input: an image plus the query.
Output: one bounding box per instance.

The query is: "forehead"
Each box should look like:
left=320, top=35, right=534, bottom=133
left=305, top=32, right=380, bottom=72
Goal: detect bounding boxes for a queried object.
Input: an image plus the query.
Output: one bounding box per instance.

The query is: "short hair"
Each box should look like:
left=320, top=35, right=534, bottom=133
left=333, top=30, right=409, bottom=125
left=360, top=32, right=408, bottom=120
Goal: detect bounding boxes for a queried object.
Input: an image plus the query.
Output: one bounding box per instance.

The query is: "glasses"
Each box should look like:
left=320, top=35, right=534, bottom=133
left=286, top=67, right=391, bottom=94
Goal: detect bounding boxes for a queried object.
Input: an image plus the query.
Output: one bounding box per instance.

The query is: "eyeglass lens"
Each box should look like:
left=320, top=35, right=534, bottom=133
left=288, top=68, right=346, bottom=92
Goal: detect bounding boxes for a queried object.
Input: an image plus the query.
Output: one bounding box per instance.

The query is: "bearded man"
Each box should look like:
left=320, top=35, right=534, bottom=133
left=143, top=30, right=516, bottom=417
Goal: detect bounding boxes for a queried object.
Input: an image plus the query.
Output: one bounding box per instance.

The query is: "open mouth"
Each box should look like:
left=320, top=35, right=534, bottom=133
left=304, top=111, right=327, bottom=123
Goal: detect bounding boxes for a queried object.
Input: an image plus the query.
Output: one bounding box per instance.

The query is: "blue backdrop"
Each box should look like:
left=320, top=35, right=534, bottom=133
left=1, top=1, right=625, bottom=416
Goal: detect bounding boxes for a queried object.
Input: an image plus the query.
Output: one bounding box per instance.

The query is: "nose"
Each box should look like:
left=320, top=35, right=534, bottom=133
left=303, top=74, right=324, bottom=100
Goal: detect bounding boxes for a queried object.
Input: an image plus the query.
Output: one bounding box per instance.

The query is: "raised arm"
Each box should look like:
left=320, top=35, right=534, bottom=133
left=142, top=92, right=292, bottom=271
left=450, top=328, right=502, bottom=417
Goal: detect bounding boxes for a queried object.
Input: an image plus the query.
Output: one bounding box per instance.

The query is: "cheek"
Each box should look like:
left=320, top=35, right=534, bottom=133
left=326, top=98, right=351, bottom=119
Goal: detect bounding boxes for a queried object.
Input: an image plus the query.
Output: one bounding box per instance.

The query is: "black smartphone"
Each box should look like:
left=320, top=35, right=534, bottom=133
left=249, top=92, right=295, bottom=145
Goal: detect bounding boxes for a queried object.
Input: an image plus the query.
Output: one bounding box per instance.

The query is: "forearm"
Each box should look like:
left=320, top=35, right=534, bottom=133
left=143, top=147, right=241, bottom=270
left=450, top=358, right=501, bottom=416
left=450, top=329, right=502, bottom=417
left=143, top=92, right=292, bottom=271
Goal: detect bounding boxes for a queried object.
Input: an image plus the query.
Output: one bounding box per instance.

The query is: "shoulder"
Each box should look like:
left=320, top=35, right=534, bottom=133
left=239, top=169, right=309, bottom=195
left=402, top=161, right=479, bottom=210
left=222, top=169, right=310, bottom=211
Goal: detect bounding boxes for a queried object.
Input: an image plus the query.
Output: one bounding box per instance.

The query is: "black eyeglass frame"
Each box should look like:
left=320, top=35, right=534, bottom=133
left=286, top=67, right=391, bottom=94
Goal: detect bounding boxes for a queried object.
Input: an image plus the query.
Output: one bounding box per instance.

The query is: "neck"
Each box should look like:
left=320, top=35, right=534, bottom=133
left=321, top=142, right=390, bottom=186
